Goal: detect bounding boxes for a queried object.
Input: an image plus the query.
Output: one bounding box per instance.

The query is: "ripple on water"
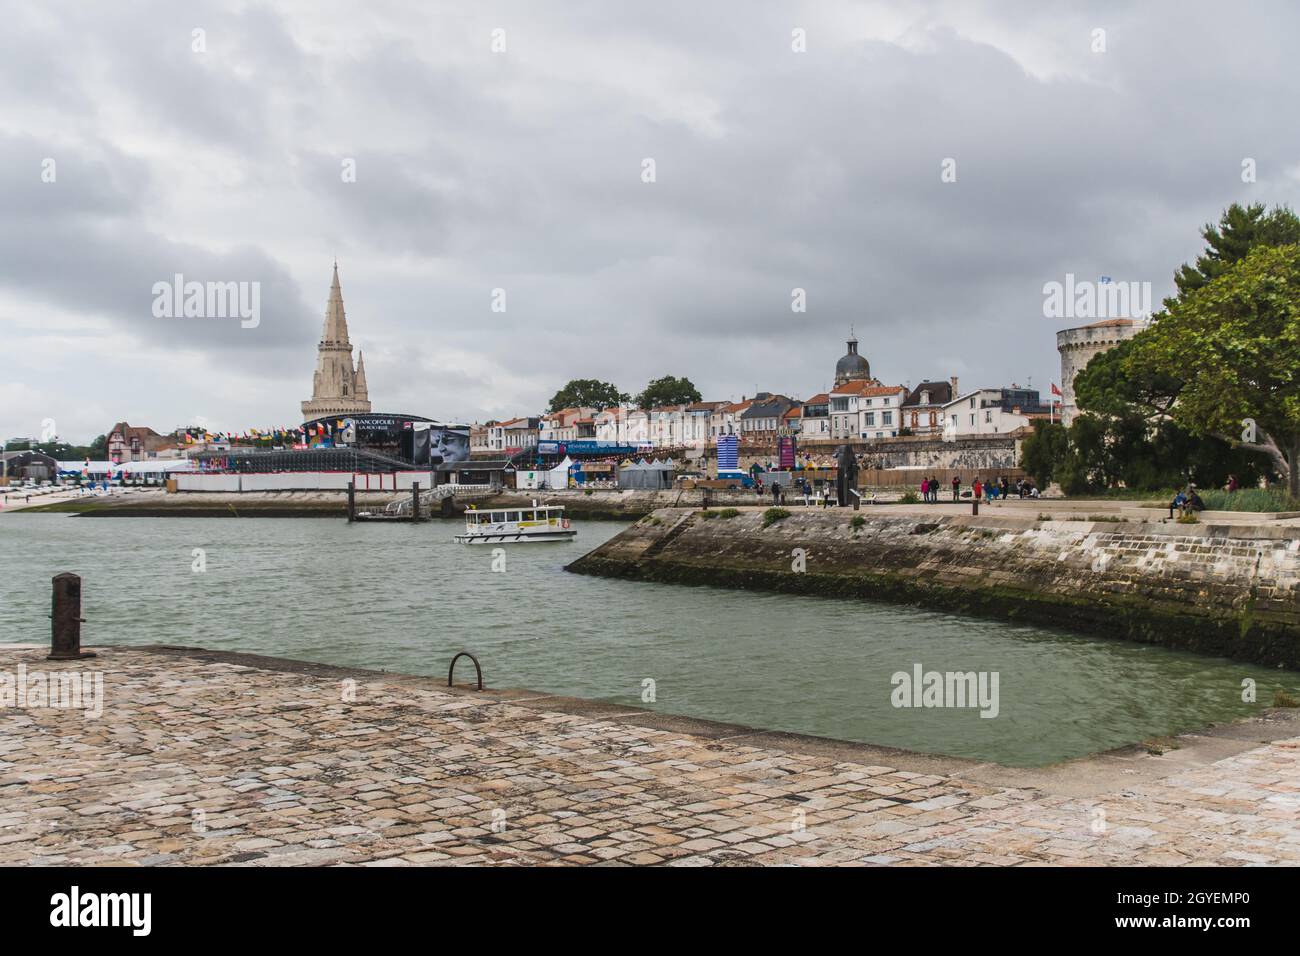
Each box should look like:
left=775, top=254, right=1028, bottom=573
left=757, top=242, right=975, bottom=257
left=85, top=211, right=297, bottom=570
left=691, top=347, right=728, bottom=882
left=1, top=513, right=1296, bottom=766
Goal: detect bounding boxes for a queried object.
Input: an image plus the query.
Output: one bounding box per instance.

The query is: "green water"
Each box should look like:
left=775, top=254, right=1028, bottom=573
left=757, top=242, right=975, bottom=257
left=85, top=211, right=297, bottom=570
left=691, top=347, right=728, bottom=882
left=2, top=513, right=1296, bottom=766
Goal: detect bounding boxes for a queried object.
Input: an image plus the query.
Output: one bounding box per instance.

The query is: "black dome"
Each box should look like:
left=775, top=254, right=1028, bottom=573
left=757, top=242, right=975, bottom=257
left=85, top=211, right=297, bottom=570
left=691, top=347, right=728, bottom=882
left=835, top=337, right=870, bottom=383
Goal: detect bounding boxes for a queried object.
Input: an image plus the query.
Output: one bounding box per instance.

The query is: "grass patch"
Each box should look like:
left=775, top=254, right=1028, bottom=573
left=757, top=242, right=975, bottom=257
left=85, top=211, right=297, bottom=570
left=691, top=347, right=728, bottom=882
left=698, top=509, right=719, bottom=520
left=717, top=508, right=740, bottom=519
left=1086, top=514, right=1123, bottom=522
left=850, top=515, right=866, bottom=530
left=1273, top=689, right=1300, bottom=708
left=1198, top=488, right=1300, bottom=513
left=761, top=507, right=791, bottom=528
left=1175, top=513, right=1200, bottom=524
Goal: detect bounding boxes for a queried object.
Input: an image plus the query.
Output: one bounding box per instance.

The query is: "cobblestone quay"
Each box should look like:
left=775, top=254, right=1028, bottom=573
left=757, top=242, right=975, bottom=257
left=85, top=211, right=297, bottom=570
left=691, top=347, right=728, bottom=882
left=2, top=645, right=1298, bottom=866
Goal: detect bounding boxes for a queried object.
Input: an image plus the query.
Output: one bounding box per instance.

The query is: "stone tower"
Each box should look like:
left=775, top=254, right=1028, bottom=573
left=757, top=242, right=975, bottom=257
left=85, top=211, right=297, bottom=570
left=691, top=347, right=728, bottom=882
left=301, top=263, right=372, bottom=421
left=1055, top=318, right=1147, bottom=426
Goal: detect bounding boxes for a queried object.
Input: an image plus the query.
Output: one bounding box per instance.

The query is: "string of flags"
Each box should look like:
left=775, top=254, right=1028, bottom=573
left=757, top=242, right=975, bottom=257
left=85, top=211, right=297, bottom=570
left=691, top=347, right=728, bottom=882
left=177, top=420, right=353, bottom=445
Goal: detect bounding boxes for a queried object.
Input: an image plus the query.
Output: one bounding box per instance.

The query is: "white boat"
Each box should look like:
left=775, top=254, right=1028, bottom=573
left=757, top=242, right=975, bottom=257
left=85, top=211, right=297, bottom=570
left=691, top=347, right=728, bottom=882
left=453, top=502, right=576, bottom=544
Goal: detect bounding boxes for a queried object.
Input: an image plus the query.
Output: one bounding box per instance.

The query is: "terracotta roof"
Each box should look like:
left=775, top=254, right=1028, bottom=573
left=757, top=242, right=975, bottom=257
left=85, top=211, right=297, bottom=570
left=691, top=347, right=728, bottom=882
left=803, top=393, right=830, bottom=405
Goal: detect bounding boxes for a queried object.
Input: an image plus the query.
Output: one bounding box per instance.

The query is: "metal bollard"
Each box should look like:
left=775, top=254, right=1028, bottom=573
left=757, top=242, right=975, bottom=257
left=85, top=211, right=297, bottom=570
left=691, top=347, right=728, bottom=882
left=412, top=481, right=420, bottom=522
left=972, top=499, right=979, bottom=516
left=49, top=572, right=95, bottom=660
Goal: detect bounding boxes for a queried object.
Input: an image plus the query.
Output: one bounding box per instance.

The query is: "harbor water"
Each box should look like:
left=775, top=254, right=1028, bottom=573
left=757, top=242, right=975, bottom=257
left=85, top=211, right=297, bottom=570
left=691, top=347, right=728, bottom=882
left=2, top=513, right=1296, bottom=766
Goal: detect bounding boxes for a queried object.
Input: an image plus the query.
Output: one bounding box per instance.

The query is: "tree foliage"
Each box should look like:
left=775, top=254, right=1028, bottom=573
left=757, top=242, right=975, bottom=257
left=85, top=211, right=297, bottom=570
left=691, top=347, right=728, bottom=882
left=634, top=375, right=702, bottom=409
left=546, top=379, right=628, bottom=413
left=1063, top=202, right=1300, bottom=497
left=1136, top=243, right=1300, bottom=496
left=1168, top=202, right=1300, bottom=307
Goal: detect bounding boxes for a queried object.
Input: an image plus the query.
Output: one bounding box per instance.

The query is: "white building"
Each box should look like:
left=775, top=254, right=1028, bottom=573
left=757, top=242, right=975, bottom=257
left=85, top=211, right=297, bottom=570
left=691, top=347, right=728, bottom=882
left=941, top=389, right=1031, bottom=439
left=828, top=381, right=909, bottom=440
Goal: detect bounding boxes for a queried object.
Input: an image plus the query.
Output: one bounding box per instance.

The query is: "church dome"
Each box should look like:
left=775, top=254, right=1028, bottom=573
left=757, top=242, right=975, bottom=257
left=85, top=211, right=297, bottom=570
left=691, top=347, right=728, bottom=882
left=834, top=335, right=871, bottom=385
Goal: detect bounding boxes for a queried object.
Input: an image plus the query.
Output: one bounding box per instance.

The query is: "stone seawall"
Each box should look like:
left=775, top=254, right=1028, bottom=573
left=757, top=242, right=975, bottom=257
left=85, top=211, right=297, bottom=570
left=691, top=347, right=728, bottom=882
left=567, top=509, right=1300, bottom=667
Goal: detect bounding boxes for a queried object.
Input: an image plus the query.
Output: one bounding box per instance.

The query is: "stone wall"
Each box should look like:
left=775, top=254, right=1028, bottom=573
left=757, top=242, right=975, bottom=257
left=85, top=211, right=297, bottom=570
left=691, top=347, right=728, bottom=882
left=568, top=509, right=1300, bottom=667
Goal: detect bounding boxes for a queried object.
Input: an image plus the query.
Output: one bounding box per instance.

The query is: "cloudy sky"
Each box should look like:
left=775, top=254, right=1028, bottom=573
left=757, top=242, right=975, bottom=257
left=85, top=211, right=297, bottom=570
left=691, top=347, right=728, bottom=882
left=3, top=0, right=1298, bottom=443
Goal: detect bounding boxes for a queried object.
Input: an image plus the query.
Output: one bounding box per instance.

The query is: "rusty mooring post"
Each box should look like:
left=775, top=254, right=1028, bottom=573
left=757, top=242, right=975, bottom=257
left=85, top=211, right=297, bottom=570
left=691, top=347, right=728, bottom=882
left=49, top=572, right=95, bottom=660
left=412, top=481, right=420, bottom=522
left=347, top=481, right=356, bottom=522
left=972, top=498, right=979, bottom=516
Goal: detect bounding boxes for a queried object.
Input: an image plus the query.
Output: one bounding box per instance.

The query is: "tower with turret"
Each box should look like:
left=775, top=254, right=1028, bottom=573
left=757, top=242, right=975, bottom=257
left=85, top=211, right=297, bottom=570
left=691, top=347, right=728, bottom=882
left=301, top=263, right=372, bottom=421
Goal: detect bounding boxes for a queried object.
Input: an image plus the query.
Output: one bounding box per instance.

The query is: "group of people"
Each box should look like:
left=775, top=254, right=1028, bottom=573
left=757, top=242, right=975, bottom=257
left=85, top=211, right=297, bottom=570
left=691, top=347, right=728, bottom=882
left=1171, top=484, right=1206, bottom=518
left=918, top=475, right=1040, bottom=503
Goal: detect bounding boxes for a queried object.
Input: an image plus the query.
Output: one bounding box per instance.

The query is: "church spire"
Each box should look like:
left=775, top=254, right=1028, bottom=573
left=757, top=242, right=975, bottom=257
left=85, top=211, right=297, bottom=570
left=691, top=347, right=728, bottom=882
left=321, top=262, right=350, bottom=345
left=354, top=350, right=369, bottom=401
left=302, top=262, right=372, bottom=421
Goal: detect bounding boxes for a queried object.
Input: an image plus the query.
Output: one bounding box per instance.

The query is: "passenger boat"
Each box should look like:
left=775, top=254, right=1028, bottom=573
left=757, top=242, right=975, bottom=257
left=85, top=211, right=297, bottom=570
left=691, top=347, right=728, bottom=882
left=453, top=502, right=576, bottom=544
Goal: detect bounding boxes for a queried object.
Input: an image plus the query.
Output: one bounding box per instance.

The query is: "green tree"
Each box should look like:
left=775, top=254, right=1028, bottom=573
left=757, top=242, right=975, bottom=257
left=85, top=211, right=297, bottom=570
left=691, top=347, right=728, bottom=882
left=546, top=379, right=628, bottom=413
left=634, top=375, right=702, bottom=409
left=1019, top=420, right=1070, bottom=487
left=1136, top=243, right=1300, bottom=497
left=1065, top=203, right=1300, bottom=495
left=1168, top=203, right=1300, bottom=306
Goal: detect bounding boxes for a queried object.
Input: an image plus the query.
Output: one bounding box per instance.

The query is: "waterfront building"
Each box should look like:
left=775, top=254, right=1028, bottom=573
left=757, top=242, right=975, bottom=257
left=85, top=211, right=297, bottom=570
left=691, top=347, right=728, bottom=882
left=711, top=398, right=753, bottom=438
left=301, top=263, right=372, bottom=421
left=940, top=388, right=1038, bottom=438
left=1, top=450, right=58, bottom=482
left=740, top=393, right=798, bottom=444
left=540, top=407, right=596, bottom=444
left=1056, top=318, right=1148, bottom=426
left=495, top=417, right=540, bottom=453
left=900, top=379, right=957, bottom=435
left=829, top=381, right=908, bottom=440
left=685, top=401, right=726, bottom=443
left=799, top=394, right=831, bottom=440
left=105, top=422, right=178, bottom=462
left=470, top=423, right=493, bottom=454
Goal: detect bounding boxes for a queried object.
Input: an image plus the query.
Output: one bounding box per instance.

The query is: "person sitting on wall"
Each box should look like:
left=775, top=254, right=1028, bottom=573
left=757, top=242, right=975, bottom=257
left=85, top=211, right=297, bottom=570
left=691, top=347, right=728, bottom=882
left=1187, top=486, right=1206, bottom=512
left=1170, top=489, right=1188, bottom=518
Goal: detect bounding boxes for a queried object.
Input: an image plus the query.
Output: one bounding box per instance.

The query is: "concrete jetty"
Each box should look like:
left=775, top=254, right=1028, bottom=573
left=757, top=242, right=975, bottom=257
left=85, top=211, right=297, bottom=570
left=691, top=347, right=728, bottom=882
left=567, top=507, right=1300, bottom=667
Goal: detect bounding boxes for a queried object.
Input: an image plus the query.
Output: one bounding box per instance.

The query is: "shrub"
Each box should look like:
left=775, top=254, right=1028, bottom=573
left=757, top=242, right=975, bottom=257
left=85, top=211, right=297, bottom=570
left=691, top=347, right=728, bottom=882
left=699, top=509, right=719, bottom=520
left=850, top=515, right=865, bottom=530
left=900, top=490, right=920, bottom=504
left=1176, top=512, right=1199, bottom=524
left=762, top=507, right=791, bottom=528
left=718, top=508, right=740, bottom=519
left=1273, top=689, right=1299, bottom=708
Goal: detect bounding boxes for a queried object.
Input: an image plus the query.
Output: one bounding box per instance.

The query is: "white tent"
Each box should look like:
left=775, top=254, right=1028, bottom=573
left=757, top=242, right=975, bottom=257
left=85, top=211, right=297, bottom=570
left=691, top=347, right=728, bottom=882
left=518, top=455, right=574, bottom=490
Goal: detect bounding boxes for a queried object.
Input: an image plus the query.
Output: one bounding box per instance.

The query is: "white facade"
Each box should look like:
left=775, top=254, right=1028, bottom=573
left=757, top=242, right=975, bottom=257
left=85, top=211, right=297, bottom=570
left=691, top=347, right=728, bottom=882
left=941, top=390, right=1030, bottom=439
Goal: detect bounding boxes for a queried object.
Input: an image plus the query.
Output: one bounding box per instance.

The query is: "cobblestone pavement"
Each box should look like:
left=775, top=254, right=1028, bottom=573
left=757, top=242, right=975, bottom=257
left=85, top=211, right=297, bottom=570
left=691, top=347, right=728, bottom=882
left=2, top=645, right=1297, bottom=866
